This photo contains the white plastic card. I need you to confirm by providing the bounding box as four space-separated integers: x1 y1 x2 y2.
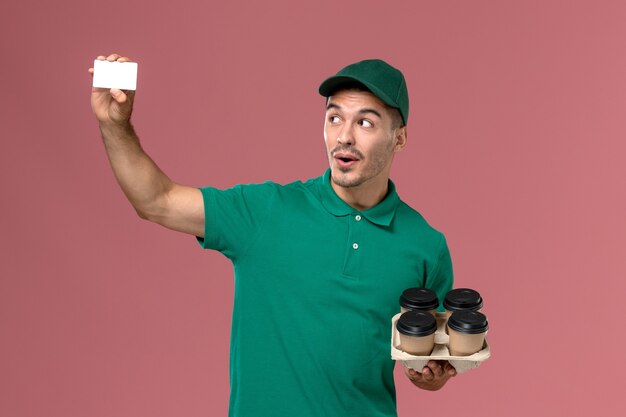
92 60 138 90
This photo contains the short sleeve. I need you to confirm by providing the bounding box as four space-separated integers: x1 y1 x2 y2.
425 234 454 312
196 181 278 260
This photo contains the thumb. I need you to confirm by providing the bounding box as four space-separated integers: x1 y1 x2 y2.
110 89 127 103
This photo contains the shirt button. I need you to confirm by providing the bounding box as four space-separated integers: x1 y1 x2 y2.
352 243 359 250
355 215 362 221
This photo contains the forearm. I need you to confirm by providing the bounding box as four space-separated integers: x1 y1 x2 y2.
90 54 204 236
99 121 173 219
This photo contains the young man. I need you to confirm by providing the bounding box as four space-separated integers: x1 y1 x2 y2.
89 56 456 417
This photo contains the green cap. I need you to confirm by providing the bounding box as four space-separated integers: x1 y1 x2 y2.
318 59 409 125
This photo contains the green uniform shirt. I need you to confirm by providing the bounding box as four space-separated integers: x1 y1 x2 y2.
198 169 453 417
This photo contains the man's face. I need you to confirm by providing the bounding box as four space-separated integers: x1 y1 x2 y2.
324 89 406 190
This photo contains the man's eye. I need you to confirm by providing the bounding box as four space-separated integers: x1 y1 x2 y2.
329 115 341 123
360 119 373 128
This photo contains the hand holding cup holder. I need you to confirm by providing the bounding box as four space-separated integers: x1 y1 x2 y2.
392 288 491 374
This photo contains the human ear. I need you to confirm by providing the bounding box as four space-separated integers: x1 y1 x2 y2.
394 126 408 152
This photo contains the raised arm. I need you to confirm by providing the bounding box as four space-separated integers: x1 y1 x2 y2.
89 54 204 237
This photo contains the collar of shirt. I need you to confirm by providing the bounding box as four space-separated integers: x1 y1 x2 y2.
319 168 400 226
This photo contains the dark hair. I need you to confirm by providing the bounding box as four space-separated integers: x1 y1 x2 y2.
326 82 405 130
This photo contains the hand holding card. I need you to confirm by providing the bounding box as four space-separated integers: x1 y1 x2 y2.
92 59 138 90
89 54 137 126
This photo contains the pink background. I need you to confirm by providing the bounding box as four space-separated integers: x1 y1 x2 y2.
1 1 624 416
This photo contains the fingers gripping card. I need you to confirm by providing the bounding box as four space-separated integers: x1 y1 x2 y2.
92 60 138 90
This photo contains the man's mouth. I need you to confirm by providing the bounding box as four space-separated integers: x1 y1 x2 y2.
333 152 360 168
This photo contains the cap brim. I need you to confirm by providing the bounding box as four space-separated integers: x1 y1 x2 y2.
318 75 398 112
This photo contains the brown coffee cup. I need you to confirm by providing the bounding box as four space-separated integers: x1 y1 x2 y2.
447 310 489 356
399 287 439 316
396 311 437 356
443 288 484 319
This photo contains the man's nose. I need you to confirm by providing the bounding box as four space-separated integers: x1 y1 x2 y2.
337 123 355 146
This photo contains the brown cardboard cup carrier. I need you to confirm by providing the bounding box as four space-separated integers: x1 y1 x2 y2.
391 312 491 374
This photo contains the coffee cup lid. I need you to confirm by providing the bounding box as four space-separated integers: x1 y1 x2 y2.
443 288 483 311
447 310 489 334
399 287 439 311
396 311 437 337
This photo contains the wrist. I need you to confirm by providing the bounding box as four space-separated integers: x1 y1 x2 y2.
98 121 139 150
99 120 134 136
